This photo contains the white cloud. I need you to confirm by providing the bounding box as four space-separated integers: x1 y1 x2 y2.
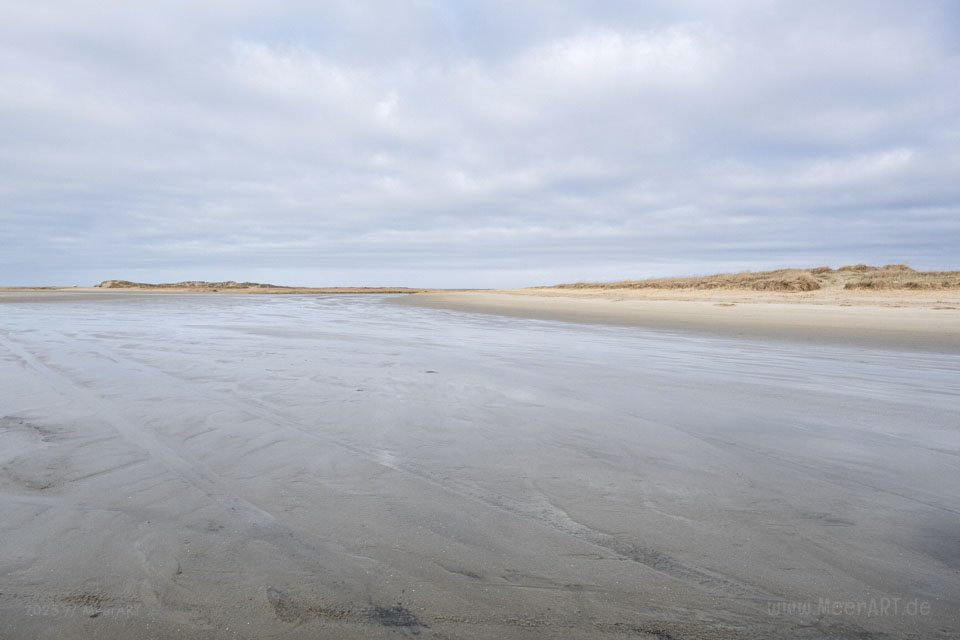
518 26 725 89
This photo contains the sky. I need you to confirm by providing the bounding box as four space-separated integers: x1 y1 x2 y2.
1 1 959 287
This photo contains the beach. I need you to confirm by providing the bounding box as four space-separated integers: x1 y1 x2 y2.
1 291 958 638
395 288 960 353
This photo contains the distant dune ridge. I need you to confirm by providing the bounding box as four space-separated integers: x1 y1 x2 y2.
94 280 427 294
546 264 960 293
98 280 284 289
10 265 958 294
97 280 288 290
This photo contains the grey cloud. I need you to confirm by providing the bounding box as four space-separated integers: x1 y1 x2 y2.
1 1 958 287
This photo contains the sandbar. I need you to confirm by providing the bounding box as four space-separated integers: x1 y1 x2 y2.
395 289 960 352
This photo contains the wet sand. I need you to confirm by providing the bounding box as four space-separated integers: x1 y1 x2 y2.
1 292 958 638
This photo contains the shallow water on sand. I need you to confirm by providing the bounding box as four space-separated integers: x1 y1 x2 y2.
1 294 958 639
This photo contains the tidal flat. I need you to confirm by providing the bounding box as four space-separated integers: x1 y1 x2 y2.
1 292 958 639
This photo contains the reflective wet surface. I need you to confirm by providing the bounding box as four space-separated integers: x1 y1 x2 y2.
1 293 958 638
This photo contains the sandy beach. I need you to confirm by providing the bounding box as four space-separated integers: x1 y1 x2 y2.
1 292 959 639
6 0 959 636
395 288 960 353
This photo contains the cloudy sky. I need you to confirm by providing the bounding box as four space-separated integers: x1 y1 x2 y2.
2 1 958 287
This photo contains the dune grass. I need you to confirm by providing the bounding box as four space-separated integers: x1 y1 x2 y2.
548 265 960 293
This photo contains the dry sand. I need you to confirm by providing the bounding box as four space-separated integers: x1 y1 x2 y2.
395 288 960 353
1 292 958 639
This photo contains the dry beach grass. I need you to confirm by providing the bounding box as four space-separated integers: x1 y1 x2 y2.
546 264 960 293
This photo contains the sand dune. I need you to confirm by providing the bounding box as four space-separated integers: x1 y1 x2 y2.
546 264 960 293
95 280 431 294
